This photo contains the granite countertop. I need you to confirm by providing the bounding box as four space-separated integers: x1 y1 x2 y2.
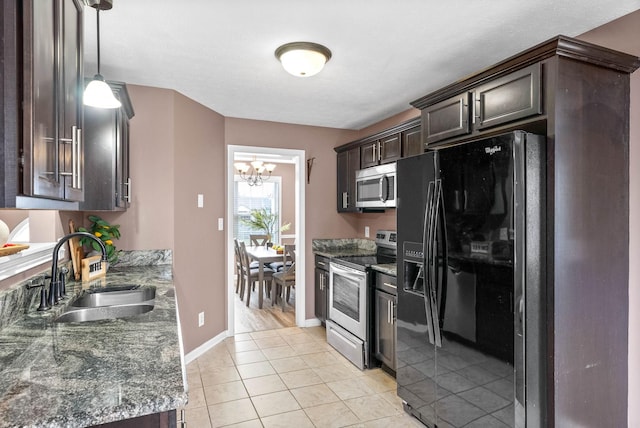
371 263 397 277
0 262 187 428
312 238 377 259
312 238 397 276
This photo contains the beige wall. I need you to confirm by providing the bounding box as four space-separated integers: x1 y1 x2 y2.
578 9 640 426
173 91 226 352
272 162 296 238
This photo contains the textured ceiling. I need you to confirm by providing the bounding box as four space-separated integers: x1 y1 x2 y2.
84 0 640 130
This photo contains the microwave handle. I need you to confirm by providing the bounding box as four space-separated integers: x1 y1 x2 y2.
379 175 390 202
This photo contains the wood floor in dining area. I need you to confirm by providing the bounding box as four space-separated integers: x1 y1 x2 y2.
234 284 296 334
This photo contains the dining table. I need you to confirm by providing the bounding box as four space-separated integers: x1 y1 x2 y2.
245 245 287 309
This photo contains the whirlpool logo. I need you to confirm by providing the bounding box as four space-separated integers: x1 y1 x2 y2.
485 145 502 155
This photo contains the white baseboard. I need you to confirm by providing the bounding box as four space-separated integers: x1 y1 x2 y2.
184 330 228 365
304 318 322 327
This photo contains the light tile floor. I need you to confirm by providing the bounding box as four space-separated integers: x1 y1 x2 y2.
183 326 425 427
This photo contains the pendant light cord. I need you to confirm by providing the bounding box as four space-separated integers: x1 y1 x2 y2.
96 8 101 75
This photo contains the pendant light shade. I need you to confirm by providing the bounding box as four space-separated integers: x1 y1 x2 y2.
275 42 332 77
84 74 121 108
84 5 121 108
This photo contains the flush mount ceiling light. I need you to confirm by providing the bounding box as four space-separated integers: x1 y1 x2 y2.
83 0 121 109
275 42 332 77
234 158 277 187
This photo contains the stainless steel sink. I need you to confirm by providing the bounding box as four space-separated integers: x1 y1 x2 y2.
54 304 155 323
71 287 156 308
54 285 156 323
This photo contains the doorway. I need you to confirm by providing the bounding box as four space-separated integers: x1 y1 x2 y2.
226 145 306 336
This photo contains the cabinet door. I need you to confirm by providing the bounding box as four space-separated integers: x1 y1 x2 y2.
115 108 131 208
374 290 396 370
314 268 328 323
422 93 471 145
58 0 84 201
336 147 360 212
22 0 83 201
360 142 378 168
401 125 422 158
59 0 83 201
24 0 61 199
474 63 542 130
379 134 401 164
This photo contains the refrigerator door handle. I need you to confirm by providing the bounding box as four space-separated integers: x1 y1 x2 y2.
429 179 443 347
422 181 436 345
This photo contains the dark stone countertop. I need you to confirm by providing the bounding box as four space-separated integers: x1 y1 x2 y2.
312 238 397 276
371 263 397 277
0 263 187 428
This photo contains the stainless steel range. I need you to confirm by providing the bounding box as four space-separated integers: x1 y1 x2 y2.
326 230 396 369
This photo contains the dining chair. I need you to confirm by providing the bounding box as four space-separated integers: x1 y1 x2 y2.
249 234 269 246
271 245 296 312
239 241 274 307
268 244 294 272
233 239 243 296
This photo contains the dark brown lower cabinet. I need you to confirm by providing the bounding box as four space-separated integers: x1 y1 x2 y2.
373 272 396 372
92 409 177 428
315 256 330 324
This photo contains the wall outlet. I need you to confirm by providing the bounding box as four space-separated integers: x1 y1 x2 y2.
197 194 204 208
198 312 204 327
364 226 370 238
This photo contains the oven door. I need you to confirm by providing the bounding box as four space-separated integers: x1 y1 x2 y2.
329 262 368 340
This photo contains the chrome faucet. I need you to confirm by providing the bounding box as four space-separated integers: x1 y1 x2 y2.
46 232 108 309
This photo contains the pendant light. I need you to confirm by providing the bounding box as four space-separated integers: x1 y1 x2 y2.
83 1 121 108
275 42 332 77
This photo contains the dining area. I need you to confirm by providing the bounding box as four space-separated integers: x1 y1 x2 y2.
233 234 297 332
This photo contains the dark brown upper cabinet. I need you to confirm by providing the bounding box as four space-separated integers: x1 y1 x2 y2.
474 63 542 130
335 117 421 212
1 0 84 209
401 125 422 158
81 82 135 211
361 133 402 168
336 146 361 212
421 64 542 146
422 93 471 144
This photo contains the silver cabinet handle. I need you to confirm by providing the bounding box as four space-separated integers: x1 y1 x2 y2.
124 177 132 202
388 300 391 324
318 261 326 267
372 143 376 162
178 408 186 427
342 191 348 209
71 126 77 188
383 282 397 289
377 141 382 161
76 127 82 189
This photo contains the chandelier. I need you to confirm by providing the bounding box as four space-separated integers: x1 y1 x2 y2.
234 159 276 186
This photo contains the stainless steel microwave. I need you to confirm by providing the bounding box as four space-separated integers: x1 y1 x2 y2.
355 163 397 208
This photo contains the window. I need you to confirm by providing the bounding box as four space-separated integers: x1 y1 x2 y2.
233 176 283 244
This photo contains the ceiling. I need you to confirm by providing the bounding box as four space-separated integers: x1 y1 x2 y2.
84 1 640 130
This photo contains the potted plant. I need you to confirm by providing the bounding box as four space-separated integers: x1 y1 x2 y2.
240 208 290 244
78 215 121 264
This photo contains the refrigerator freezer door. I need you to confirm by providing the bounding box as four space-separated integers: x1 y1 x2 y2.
396 152 438 426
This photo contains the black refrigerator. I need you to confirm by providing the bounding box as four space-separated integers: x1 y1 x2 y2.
396 131 546 428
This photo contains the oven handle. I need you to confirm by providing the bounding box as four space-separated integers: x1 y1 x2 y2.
330 262 366 282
